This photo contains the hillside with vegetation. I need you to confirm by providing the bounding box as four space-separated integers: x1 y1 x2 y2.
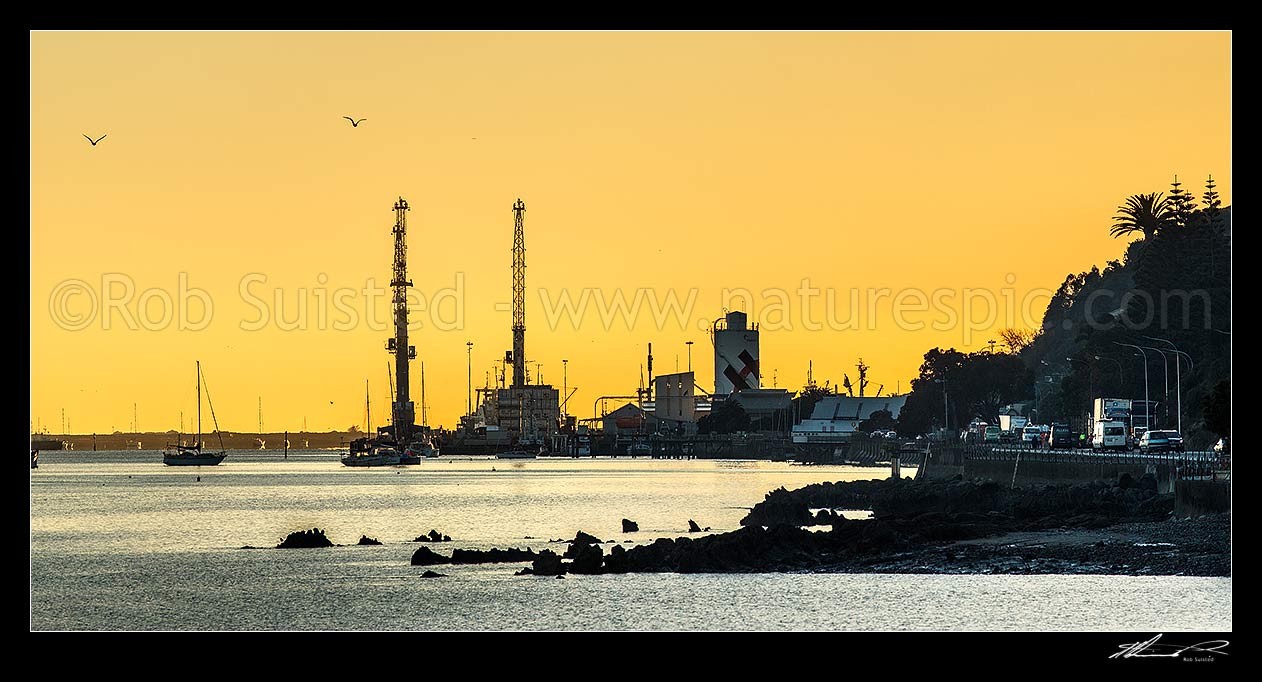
894 175 1231 448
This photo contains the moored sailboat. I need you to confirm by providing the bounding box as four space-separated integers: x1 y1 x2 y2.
163 362 228 466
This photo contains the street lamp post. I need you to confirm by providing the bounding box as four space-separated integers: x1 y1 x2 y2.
466 341 474 416
1143 336 1193 435
936 377 948 433
562 359 568 420
1115 343 1150 431
1067 356 1094 398
1138 346 1172 428
1094 355 1124 391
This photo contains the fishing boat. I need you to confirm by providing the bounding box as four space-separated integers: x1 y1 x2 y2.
341 438 402 467
397 447 421 465
163 361 228 466
403 434 440 460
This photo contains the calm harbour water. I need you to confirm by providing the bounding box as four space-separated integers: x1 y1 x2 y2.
30 450 1231 631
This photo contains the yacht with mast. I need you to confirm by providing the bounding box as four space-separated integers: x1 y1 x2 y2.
342 380 400 466
163 361 228 466
403 362 440 459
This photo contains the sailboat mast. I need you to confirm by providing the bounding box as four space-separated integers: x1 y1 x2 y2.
387 362 395 404
421 362 427 428
196 361 202 448
366 380 371 435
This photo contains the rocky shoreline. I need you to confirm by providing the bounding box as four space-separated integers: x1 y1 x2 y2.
506 477 1228 577
816 514 1230 576
246 477 1229 577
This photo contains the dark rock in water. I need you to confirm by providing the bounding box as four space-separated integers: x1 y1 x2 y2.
603 544 630 573
410 546 452 566
515 567 534 576
276 528 333 549
622 518 639 533
564 530 603 559
420 570 446 578
358 535 383 546
812 509 844 526
240 545 261 550
569 543 605 574
555 574 566 579
450 547 538 564
412 529 452 542
532 549 565 576
1138 473 1159 494
688 519 702 532
1118 473 1135 489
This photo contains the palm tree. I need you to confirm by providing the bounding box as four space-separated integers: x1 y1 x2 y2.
1111 192 1174 239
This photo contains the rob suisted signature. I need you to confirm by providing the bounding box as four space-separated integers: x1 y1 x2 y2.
1111 634 1229 660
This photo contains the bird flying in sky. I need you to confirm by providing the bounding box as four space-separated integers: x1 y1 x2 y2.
83 134 106 146
343 117 366 127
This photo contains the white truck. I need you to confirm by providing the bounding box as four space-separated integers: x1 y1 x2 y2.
997 414 1028 441
1091 420 1127 450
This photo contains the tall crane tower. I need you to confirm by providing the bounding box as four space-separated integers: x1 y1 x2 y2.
511 198 527 389
386 197 416 444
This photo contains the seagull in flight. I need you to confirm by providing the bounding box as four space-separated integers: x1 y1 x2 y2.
343 117 366 128
83 134 107 146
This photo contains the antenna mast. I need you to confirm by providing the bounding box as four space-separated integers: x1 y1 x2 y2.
511 198 527 388
386 197 417 444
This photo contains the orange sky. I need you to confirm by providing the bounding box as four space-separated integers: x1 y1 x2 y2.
30 31 1231 434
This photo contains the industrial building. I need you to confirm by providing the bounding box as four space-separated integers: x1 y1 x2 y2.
495 384 560 444
653 370 697 422
791 395 909 444
712 311 760 397
486 199 562 447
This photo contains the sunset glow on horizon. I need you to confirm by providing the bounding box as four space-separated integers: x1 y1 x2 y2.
30 30 1231 434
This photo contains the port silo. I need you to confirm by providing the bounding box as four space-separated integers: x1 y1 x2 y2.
713 311 759 397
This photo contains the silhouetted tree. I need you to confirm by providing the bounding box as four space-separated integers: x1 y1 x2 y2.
1202 174 1223 276
698 399 750 434
998 327 1039 353
1111 192 1174 240
1203 380 1230 438
1202 174 1222 227
858 409 897 434
1168 174 1198 229
898 348 1034 436
792 381 836 424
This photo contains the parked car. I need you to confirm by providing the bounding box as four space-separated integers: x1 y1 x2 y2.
1049 424 1073 449
1021 425 1043 445
1138 430 1171 453
983 426 1001 443
1157 430 1184 452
